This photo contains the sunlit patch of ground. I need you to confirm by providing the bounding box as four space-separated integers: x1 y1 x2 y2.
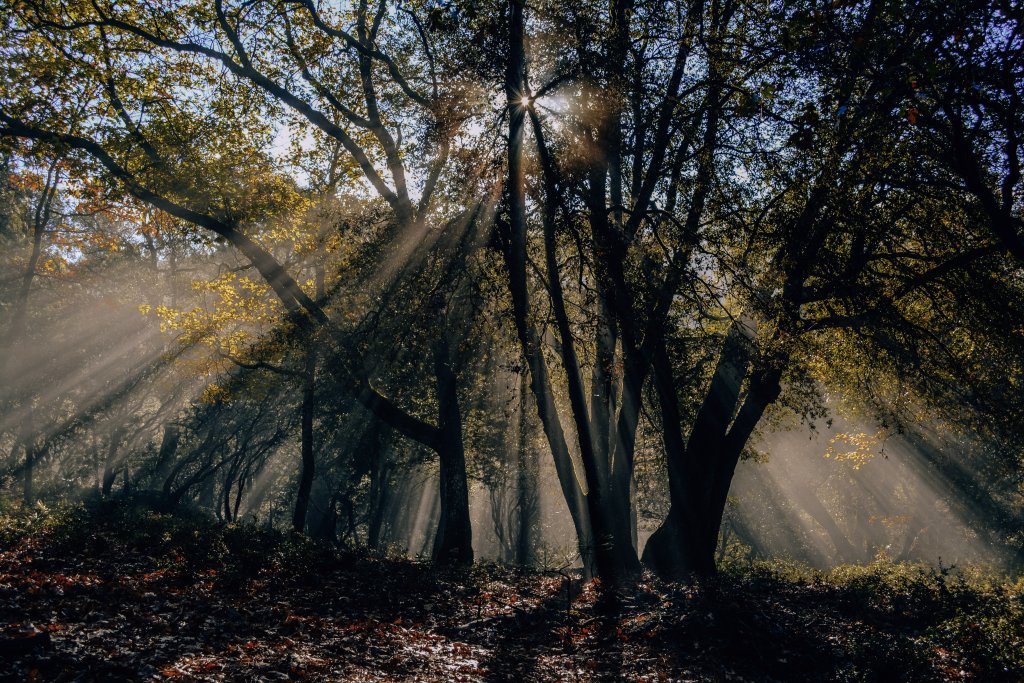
0 513 1020 682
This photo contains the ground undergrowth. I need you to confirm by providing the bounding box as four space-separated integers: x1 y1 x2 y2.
0 501 1021 682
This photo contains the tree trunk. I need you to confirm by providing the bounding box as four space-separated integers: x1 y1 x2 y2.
431 334 473 565
292 346 317 533
293 264 324 533
152 424 180 493
197 473 215 510
309 491 338 543
588 287 640 579
222 473 233 522
232 463 250 523
515 371 539 566
17 404 35 505
101 428 123 497
643 317 782 579
514 21 639 580
367 447 391 549
504 0 595 577
524 61 637 582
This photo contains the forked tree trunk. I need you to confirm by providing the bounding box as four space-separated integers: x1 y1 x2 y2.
643 317 783 578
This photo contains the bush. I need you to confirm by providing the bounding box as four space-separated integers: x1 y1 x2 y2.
0 500 98 553
925 577 1024 680
218 523 282 589
721 553 1024 681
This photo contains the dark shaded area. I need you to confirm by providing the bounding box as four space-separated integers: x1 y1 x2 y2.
1 503 1020 682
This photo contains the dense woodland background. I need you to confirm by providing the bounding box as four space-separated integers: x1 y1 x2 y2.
1 0 1023 587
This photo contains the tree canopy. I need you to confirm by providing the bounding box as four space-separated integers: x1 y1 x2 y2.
1 0 1022 583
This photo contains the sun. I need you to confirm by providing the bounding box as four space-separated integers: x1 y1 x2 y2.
520 95 531 108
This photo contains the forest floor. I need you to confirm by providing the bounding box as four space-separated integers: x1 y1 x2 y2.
0 502 1021 682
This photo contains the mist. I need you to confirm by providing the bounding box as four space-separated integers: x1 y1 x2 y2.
725 413 1020 571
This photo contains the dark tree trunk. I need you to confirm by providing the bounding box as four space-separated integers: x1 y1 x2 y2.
101 428 123 498
307 451 338 543
431 335 473 565
197 473 215 510
292 347 317 533
222 473 233 522
701 365 783 551
22 442 35 506
232 464 250 523
122 465 132 495
525 64 636 582
101 467 117 498
152 424 180 491
594 0 642 580
514 13 640 581
293 265 324 533
643 317 783 579
17 405 36 505
504 0 595 577
367 448 391 549
309 492 338 544
587 284 640 580
515 371 539 566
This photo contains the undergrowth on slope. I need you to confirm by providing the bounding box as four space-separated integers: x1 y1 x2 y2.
1 500 1021 682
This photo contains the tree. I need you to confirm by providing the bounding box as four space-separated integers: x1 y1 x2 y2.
0 0 491 563
3 0 1022 582
0 152 61 503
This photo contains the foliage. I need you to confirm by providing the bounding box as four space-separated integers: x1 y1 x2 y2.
0 0 1022 598
0 497 340 590
723 554 1024 681
1 504 1022 681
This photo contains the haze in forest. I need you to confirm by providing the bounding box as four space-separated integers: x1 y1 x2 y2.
1 0 1022 583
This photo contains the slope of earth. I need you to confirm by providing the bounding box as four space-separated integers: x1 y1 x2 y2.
0 502 1021 682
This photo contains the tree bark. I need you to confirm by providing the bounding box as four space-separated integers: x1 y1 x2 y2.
293 263 325 533
292 346 317 533
431 334 473 565
503 0 595 576
515 370 539 566
152 424 180 492
20 414 36 506
101 427 123 497
643 317 783 578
